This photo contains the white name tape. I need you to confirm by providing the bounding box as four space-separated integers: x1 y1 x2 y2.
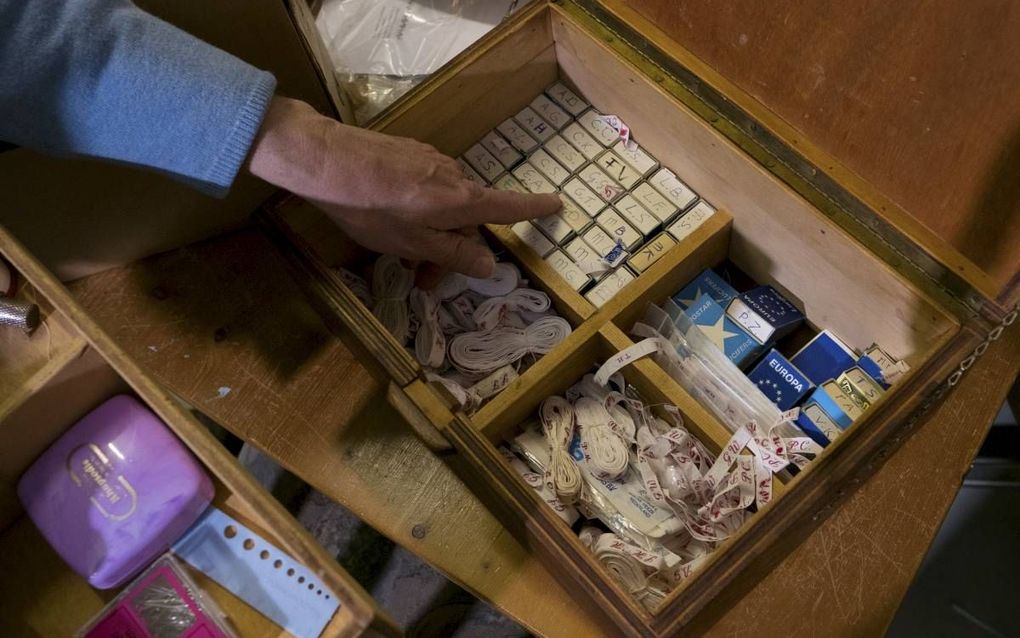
575 396 630 480
539 396 583 502
448 316 571 376
435 262 520 300
596 114 631 147
473 288 550 331
409 289 445 368
371 255 415 345
594 338 666 385
515 428 677 538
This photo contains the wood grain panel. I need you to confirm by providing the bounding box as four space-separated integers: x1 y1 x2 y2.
551 10 958 359
619 0 1020 296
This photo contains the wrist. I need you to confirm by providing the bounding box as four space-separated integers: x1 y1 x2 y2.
246 96 333 195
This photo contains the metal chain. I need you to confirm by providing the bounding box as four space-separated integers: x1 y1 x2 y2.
905 302 1019 431
810 301 1019 522
947 302 1018 388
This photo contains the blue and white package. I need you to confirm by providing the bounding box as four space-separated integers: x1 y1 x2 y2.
671 268 737 309
747 349 814 410
821 380 865 420
684 295 764 369
731 285 804 343
795 410 832 448
790 330 857 385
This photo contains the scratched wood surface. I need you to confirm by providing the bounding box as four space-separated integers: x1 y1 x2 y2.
617 0 1020 298
69 229 1019 637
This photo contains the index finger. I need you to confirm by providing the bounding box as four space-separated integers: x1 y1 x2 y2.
456 187 562 227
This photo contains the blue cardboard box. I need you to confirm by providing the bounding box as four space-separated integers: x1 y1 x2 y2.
795 410 832 448
671 268 737 309
805 386 855 429
804 387 855 430
790 330 857 385
727 285 804 345
747 349 814 410
684 295 763 369
857 355 892 389
821 380 865 420
797 401 846 446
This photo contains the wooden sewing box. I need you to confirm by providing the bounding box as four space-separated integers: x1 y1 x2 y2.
1 1 1017 636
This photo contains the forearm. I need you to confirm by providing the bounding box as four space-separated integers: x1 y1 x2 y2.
0 0 276 196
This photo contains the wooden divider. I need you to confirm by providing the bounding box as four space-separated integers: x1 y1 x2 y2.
598 322 732 452
0 289 86 422
486 224 595 326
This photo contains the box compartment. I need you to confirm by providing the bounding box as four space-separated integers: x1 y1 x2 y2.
261 4 967 636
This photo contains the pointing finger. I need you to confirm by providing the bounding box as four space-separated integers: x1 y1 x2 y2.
448 187 562 227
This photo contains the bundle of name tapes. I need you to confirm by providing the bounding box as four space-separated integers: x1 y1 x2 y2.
503 369 773 612
338 254 572 412
458 81 717 308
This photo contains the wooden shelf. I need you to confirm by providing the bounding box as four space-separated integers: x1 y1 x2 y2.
0 490 292 638
0 286 86 423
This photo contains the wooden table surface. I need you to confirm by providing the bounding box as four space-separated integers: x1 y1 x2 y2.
70 230 1019 637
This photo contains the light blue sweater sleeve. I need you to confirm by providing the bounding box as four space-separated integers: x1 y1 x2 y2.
0 0 277 197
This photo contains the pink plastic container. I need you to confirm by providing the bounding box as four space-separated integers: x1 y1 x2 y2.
17 394 213 588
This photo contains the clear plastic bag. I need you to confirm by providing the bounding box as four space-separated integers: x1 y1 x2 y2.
634 302 797 437
316 0 532 123
77 554 236 638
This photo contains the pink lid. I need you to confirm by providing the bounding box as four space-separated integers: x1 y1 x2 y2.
18 395 213 588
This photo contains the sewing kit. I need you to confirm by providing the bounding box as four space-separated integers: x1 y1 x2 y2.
251 1 1020 635
18 394 215 589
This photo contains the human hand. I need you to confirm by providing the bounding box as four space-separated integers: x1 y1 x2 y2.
247 97 561 281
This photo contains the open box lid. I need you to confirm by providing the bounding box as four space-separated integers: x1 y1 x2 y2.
577 0 1020 316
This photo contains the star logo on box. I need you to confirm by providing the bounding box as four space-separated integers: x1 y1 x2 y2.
700 313 741 350
756 378 784 402
671 269 737 309
677 286 707 308
748 349 814 410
